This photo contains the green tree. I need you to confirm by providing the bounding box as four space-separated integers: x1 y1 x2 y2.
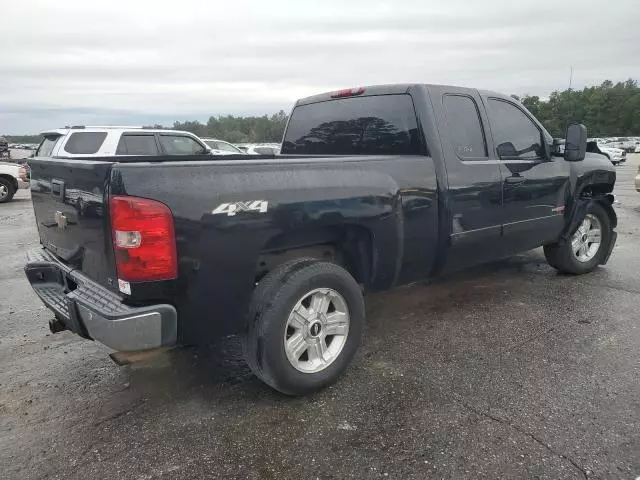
520 79 640 137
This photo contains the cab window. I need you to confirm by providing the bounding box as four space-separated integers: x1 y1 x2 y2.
487 99 543 160
159 135 206 155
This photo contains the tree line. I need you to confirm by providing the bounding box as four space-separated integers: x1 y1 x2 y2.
4 79 639 144
518 79 640 137
166 110 288 144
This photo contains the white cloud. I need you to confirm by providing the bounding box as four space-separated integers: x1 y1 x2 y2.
1 0 639 132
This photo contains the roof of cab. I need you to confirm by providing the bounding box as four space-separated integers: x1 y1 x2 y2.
294 83 511 107
295 84 415 106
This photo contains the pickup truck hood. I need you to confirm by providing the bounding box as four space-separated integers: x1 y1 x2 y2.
0 162 20 175
599 146 624 155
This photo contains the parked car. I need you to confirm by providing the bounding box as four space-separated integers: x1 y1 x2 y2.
201 138 244 154
24 83 617 395
596 143 626 165
0 161 30 203
35 126 217 158
617 138 636 153
0 137 10 158
244 143 281 155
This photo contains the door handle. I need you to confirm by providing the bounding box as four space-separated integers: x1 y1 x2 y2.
505 176 525 184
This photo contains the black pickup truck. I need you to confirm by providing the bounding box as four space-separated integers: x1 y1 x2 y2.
25 84 616 395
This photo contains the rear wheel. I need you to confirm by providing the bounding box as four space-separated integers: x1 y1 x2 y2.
0 177 16 203
544 202 611 274
242 258 365 395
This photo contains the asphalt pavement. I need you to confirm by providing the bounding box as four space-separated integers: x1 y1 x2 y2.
1 156 639 479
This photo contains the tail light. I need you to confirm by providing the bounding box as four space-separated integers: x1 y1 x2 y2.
19 166 28 182
331 87 365 98
109 195 177 282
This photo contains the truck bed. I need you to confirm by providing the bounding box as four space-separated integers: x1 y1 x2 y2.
28 153 439 341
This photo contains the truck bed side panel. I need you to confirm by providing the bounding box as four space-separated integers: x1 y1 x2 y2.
111 156 437 340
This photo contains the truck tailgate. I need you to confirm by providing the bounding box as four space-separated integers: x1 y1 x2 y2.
29 158 116 288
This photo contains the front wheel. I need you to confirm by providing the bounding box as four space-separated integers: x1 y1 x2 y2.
242 258 365 395
0 177 16 203
544 202 611 274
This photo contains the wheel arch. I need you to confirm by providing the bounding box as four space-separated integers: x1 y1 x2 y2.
0 173 18 192
579 185 617 229
256 224 376 290
559 183 616 243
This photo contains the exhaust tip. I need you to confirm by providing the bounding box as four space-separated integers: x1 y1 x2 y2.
109 347 171 366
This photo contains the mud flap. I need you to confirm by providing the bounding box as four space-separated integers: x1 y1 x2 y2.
559 198 593 244
601 230 617 265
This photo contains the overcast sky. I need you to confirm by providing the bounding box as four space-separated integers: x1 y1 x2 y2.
1 0 638 133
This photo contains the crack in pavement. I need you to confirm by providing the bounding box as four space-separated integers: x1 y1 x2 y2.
414 367 593 479
455 398 591 480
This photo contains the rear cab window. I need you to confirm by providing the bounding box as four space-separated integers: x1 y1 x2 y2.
282 94 422 155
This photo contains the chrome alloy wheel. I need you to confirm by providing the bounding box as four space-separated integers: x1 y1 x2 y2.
0 183 8 200
571 213 602 263
284 288 350 373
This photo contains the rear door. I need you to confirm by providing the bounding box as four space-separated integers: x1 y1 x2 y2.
115 132 160 155
30 132 116 288
428 85 504 272
481 96 570 250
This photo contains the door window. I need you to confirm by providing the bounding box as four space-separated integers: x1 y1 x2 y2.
159 135 206 155
216 141 243 153
488 99 543 160
116 134 159 155
63 132 108 154
443 95 487 159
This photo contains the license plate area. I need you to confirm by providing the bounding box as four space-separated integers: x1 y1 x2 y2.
25 263 89 338
25 263 78 293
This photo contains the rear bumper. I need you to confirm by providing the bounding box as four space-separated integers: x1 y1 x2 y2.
24 248 177 352
18 180 30 189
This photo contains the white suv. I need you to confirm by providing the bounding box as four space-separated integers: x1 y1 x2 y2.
36 126 212 158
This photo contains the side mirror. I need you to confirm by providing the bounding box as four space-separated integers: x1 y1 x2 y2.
496 142 518 159
564 124 587 162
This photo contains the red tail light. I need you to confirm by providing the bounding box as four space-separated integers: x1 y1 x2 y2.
109 196 177 282
331 87 365 98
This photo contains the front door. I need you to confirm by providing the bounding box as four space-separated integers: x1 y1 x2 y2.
482 96 571 251
429 86 504 273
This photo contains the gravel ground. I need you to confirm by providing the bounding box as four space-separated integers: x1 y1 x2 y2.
1 156 639 480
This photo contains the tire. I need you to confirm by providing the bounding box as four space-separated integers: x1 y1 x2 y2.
242 258 365 395
0 177 16 203
544 202 611 275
